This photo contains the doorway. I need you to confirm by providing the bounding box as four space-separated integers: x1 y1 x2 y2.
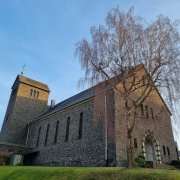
145 140 154 162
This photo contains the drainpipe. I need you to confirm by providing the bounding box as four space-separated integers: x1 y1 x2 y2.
104 94 108 164
25 123 30 145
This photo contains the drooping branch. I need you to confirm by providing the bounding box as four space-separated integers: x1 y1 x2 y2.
75 7 180 167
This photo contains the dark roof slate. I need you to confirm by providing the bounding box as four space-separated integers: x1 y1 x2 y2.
36 74 122 121
38 86 96 119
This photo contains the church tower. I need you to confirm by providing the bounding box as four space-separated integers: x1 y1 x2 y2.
0 75 50 145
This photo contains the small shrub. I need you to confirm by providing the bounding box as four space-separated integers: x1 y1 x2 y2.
135 155 151 168
0 152 10 165
135 155 146 167
146 161 153 168
170 160 180 165
170 160 180 169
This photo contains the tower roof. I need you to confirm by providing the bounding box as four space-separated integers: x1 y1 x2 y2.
12 75 50 92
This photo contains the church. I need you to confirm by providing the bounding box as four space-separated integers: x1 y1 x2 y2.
0 65 178 166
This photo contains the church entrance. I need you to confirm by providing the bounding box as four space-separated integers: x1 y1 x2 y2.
142 130 162 166
145 140 155 162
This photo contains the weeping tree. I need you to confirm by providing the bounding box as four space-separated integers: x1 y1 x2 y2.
75 7 180 167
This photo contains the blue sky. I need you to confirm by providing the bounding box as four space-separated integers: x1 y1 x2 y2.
0 0 180 148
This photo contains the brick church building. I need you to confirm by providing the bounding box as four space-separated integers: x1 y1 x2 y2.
0 65 178 166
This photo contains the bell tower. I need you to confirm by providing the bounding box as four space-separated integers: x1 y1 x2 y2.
0 75 50 145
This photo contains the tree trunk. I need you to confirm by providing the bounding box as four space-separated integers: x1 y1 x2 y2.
127 131 135 168
125 103 137 168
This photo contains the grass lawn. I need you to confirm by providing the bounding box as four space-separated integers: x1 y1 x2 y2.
0 166 180 180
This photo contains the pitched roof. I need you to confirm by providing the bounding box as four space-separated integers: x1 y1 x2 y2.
12 75 50 92
31 74 122 122
29 64 172 124
38 86 96 119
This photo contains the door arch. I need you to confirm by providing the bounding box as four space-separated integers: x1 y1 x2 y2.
142 130 161 165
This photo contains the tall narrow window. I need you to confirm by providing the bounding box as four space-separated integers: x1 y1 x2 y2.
37 91 39 98
163 146 166 155
54 121 59 144
78 112 83 139
150 108 154 119
167 147 170 156
65 117 70 142
134 138 138 149
140 104 144 115
30 89 33 97
45 124 50 146
36 127 41 148
145 105 148 118
34 90 36 98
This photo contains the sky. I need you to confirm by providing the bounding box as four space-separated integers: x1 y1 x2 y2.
0 0 180 148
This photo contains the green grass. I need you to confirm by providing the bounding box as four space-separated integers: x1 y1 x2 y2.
0 166 180 180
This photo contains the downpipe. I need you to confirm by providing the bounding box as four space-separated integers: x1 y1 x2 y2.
104 94 108 166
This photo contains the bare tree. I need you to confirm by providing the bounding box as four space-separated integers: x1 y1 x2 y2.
75 7 180 167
